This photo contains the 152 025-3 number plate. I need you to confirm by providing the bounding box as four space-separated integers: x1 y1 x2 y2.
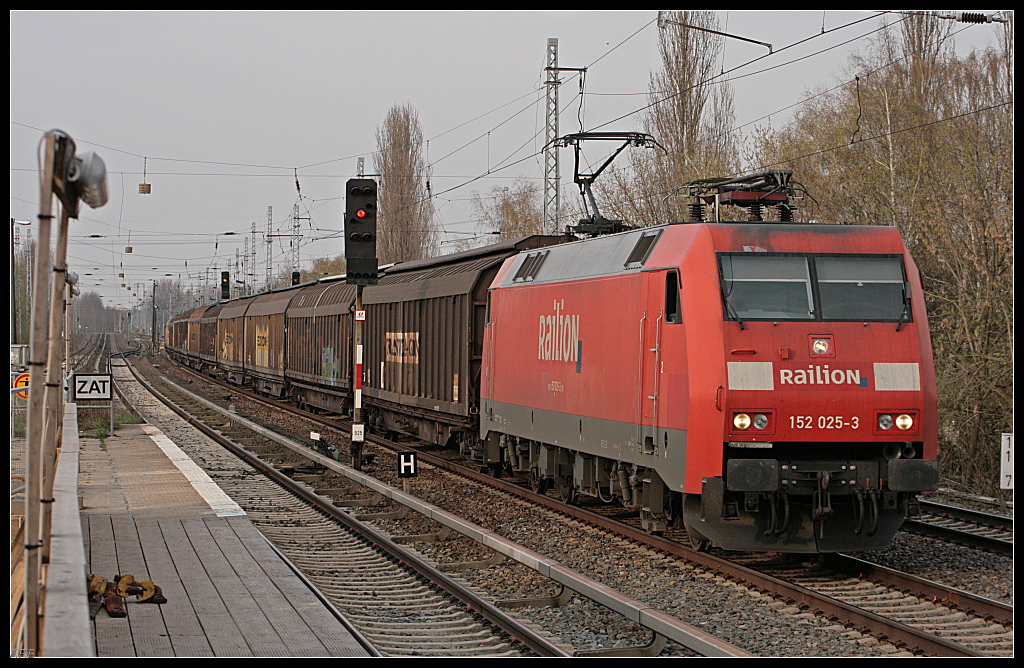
789 415 860 429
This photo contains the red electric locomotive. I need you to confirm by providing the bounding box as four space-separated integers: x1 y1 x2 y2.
480 171 938 552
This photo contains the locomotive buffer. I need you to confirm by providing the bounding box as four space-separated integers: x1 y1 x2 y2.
345 178 378 470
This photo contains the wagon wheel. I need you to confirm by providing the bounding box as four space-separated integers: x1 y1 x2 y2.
529 468 550 495
557 477 577 505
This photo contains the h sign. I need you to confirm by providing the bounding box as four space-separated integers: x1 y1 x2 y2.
397 451 418 478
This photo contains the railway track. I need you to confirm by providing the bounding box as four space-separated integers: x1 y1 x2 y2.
218 477 527 656
110 345 563 657
69 332 108 374
114 338 756 657
138 340 1011 657
903 501 1013 554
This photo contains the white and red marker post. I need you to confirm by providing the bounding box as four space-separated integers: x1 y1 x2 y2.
351 288 365 469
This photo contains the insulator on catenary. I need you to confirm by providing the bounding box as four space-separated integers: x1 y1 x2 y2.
959 12 989 23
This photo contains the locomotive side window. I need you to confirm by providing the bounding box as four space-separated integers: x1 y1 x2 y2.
720 255 814 320
665 271 682 323
816 256 908 321
718 253 910 322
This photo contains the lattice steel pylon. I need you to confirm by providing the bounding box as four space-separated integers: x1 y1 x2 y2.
544 38 560 235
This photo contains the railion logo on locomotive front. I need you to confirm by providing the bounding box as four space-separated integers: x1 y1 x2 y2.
729 361 921 391
780 365 868 387
538 299 580 365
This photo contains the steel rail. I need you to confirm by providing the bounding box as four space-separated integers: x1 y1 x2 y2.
145 351 753 658
822 553 1013 628
403 454 994 658
153 347 997 658
119 351 571 658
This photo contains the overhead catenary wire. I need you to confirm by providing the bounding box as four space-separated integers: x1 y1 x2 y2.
14 11 1006 298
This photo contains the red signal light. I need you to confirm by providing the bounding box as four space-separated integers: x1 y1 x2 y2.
356 209 367 219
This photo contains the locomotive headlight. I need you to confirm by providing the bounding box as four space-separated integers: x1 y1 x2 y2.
811 338 830 355
895 414 914 431
878 414 894 430
733 413 751 430
753 413 769 430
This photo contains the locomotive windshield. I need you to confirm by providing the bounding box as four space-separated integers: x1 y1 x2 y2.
719 253 909 322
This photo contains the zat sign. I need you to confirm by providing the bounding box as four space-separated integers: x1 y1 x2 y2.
74 373 113 400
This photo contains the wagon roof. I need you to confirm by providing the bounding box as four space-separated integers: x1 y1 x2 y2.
219 294 258 319
185 305 211 322
287 280 357 317
383 234 566 276
247 287 299 316
200 302 227 321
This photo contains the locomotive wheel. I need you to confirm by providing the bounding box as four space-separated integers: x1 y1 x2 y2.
685 524 712 552
529 468 550 494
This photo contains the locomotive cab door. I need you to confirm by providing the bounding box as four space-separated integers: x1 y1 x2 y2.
638 270 667 456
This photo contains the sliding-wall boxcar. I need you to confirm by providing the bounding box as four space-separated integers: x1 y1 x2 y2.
183 306 208 370
198 301 226 372
243 287 298 397
358 236 564 452
286 278 357 414
165 307 192 357
217 294 256 385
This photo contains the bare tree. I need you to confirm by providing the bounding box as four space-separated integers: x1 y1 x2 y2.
599 10 739 226
470 176 544 243
753 13 1013 497
373 103 437 264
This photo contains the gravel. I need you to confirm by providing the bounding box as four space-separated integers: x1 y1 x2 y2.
143 356 1013 657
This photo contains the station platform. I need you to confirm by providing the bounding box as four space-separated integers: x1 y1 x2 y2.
17 405 376 657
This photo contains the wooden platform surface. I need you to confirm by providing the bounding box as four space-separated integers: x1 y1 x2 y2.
78 423 372 657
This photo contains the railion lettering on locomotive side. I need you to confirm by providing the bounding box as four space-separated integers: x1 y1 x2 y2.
538 299 579 363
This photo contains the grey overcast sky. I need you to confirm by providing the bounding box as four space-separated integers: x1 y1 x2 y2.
9 10 1007 309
